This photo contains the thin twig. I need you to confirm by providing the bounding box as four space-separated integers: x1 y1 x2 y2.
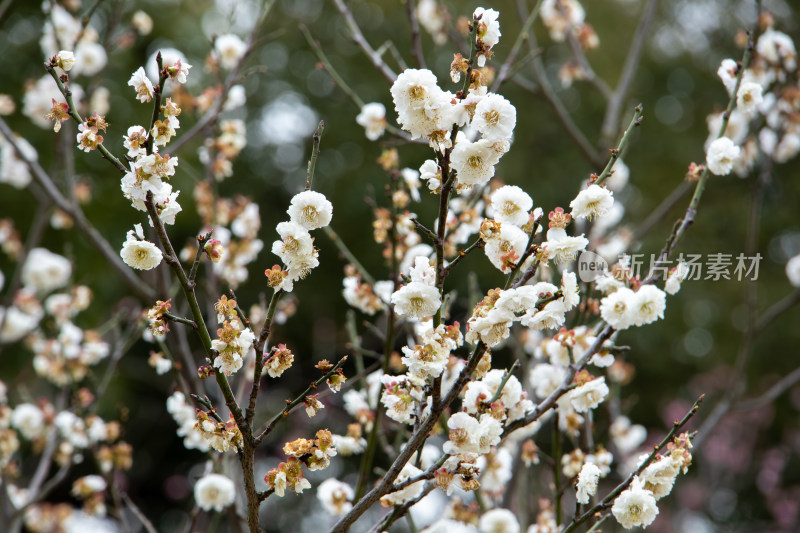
563 395 704 533
600 0 659 147
594 104 643 186
121 493 158 533
405 0 426 69
514 0 602 167
306 120 324 190
254 355 349 444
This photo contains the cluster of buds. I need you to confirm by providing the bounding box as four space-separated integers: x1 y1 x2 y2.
94 441 133 473
193 411 242 453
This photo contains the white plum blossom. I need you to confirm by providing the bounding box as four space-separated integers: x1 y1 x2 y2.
416 0 447 45
478 508 519 533
737 81 763 116
474 7 501 67
706 136 741 176
451 135 503 186
194 474 236 512
391 282 441 320
541 0 585 42
473 94 516 141
272 221 314 265
55 50 75 71
390 68 455 146
611 476 659 529
562 271 580 311
600 287 635 330
214 34 247 70
73 41 107 77
565 377 609 413
443 412 502 455
317 478 354 516
665 262 689 295
419 159 442 190
22 248 72 295
576 462 601 504
716 58 739 95
128 67 154 103
484 223 528 272
756 29 797 70
491 185 532 226
570 184 614 220
11 403 46 440
543 227 588 264
0 306 43 344
287 190 333 230
355 103 387 141
123 126 148 158
786 254 800 288
120 227 163 271
629 285 666 326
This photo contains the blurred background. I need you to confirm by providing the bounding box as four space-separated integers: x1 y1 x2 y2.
1 0 800 531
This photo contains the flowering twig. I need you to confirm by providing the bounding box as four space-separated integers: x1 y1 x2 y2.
167 0 276 155
144 192 244 430
644 36 754 285
502 325 615 437
254 355 349 445
331 342 487 532
144 53 169 156
44 64 127 173
355 174 401 499
305 120 325 190
563 395 704 533
0 117 155 301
